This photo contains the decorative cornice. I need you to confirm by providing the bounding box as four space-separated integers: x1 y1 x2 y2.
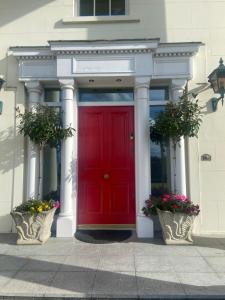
17 55 55 60
56 49 152 55
154 52 195 58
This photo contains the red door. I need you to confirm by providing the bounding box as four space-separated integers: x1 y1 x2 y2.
78 106 135 225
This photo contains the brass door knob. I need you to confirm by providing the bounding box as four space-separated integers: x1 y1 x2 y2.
103 174 110 180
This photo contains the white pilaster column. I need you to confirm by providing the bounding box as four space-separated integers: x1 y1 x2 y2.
171 79 187 195
135 77 153 238
25 81 42 199
56 79 76 237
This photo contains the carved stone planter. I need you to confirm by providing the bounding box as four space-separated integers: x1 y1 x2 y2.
11 208 56 245
157 209 195 245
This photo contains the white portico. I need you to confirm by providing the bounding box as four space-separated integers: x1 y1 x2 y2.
10 39 201 238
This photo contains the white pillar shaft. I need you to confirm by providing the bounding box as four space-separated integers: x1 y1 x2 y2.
171 79 187 195
135 85 151 210
135 77 153 238
27 143 39 199
25 82 42 199
60 87 74 217
176 137 186 194
57 80 75 237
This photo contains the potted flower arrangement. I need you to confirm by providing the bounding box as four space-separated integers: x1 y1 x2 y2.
143 194 200 244
145 85 202 244
11 199 60 244
11 105 75 244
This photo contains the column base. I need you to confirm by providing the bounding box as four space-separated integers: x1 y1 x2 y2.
136 215 154 238
56 215 75 237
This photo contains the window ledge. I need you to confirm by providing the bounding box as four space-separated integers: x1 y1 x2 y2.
62 16 140 24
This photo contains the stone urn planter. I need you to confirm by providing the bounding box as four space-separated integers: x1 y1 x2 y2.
142 193 200 245
11 207 56 245
157 209 195 245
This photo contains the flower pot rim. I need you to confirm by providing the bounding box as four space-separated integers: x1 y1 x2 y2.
11 207 56 216
156 208 195 216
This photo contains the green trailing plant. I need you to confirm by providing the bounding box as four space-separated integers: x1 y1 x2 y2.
16 105 75 198
150 84 202 193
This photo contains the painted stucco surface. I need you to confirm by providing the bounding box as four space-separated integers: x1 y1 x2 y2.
0 0 225 234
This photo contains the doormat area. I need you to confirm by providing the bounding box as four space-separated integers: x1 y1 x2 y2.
75 230 132 244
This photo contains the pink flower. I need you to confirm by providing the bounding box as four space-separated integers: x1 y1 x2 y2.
174 194 187 202
54 201 60 209
162 194 170 202
147 200 153 208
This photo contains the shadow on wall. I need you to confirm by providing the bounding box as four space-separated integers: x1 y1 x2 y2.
54 0 167 42
0 126 24 174
0 0 56 27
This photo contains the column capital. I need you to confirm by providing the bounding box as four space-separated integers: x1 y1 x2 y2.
59 79 75 90
25 81 42 94
171 79 187 91
135 77 151 89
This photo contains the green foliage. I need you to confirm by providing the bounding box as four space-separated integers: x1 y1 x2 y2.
16 105 75 148
151 91 202 146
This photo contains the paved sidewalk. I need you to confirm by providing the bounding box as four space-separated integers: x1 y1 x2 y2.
1 233 225 299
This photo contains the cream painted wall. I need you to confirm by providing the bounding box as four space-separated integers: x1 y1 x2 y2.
0 0 225 233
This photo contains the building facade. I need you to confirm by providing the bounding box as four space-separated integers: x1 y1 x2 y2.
0 0 224 236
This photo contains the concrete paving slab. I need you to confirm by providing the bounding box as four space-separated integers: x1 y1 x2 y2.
0 255 28 271
135 256 174 272
68 244 101 257
136 272 185 297
134 243 200 257
47 271 95 297
1 271 55 297
0 272 17 289
169 256 215 273
92 271 137 298
197 246 225 257
177 272 225 296
21 255 67 272
100 243 134 256
205 257 225 273
60 255 100 272
98 255 135 272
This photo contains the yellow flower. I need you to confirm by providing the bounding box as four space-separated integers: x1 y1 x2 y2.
37 207 43 213
44 204 49 210
30 207 35 212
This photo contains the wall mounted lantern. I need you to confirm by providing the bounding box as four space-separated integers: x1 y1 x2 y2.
208 58 225 111
0 77 5 115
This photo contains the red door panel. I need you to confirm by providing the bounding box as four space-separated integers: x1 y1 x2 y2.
78 106 135 225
